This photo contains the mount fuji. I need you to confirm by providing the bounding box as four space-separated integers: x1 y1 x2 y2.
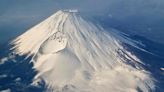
9 10 156 92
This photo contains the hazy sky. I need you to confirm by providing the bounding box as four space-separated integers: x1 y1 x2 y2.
0 0 164 44
1 0 164 23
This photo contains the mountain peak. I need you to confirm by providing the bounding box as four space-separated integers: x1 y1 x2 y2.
11 10 80 56
62 9 78 13
11 10 154 92
51 9 78 18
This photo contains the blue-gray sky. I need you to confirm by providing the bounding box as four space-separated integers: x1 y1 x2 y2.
0 0 164 44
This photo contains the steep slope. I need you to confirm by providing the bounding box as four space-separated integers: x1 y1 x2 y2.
11 10 155 92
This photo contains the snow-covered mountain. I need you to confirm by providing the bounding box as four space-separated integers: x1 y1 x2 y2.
11 10 155 92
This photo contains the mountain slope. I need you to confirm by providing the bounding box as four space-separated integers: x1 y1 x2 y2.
11 10 155 92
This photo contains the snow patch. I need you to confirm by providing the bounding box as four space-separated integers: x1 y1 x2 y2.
160 68 164 71
0 89 11 92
